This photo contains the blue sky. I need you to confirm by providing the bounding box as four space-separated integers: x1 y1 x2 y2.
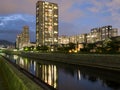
0 0 120 42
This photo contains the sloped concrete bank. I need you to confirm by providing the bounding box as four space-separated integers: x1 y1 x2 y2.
0 55 44 90
20 52 120 71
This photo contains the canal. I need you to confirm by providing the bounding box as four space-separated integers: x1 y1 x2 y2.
3 54 120 90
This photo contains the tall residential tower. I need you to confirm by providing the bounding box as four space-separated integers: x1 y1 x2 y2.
36 1 58 48
16 26 30 49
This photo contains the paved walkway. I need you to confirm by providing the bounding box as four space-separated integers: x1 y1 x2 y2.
0 67 9 90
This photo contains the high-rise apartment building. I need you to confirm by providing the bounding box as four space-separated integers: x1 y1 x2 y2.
16 26 30 49
36 1 58 47
22 26 30 47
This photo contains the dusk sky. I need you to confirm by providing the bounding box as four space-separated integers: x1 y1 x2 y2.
0 0 120 42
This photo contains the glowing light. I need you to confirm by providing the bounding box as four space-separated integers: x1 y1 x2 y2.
20 57 24 67
54 6 58 9
13 55 18 60
78 70 81 80
69 50 72 53
54 31 58 34
34 61 36 71
54 15 58 17
74 50 77 53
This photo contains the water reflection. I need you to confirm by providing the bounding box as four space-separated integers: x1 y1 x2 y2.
77 70 81 80
11 55 58 89
4 54 120 90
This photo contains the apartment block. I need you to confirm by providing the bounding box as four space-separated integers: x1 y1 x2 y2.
58 35 69 45
16 26 30 49
58 25 118 45
36 1 58 47
90 25 118 43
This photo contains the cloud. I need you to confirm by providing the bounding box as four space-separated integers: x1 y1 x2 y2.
0 0 120 42
0 0 84 22
0 14 35 30
0 30 20 34
0 0 35 14
0 30 35 42
0 30 20 42
0 14 36 42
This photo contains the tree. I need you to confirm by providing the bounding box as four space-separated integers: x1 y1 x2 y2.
86 43 96 52
68 42 76 50
30 46 34 51
40 45 49 51
102 38 119 53
36 46 41 51
23 46 30 51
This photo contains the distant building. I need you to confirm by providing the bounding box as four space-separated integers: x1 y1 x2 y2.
16 26 30 49
58 25 118 51
86 33 92 43
36 1 58 50
22 26 30 47
16 34 22 49
69 35 77 44
58 35 69 45
90 25 118 43
76 34 87 44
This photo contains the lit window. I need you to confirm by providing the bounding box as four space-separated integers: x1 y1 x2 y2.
49 6 52 8
37 8 39 10
48 9 52 12
48 14 52 16
45 2 49 4
54 31 58 34
45 26 47 28
54 15 58 17
45 5 48 8
54 23 58 25
54 39 58 42
45 17 47 21
54 6 58 9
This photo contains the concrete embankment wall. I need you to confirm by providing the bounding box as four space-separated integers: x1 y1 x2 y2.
0 55 43 90
20 52 120 70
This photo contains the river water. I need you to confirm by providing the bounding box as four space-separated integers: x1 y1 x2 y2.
3 54 120 90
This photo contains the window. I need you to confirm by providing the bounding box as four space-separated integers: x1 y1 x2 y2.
54 23 58 25
54 6 58 9
45 2 49 4
54 15 58 17
54 31 58 34
37 8 39 11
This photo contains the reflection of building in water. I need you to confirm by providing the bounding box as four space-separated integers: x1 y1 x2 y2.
19 57 24 68
77 70 81 80
36 64 58 89
13 55 18 60
16 57 31 72
29 60 36 75
13 56 58 89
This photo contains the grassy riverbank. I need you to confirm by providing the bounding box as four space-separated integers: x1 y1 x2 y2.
0 55 44 90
